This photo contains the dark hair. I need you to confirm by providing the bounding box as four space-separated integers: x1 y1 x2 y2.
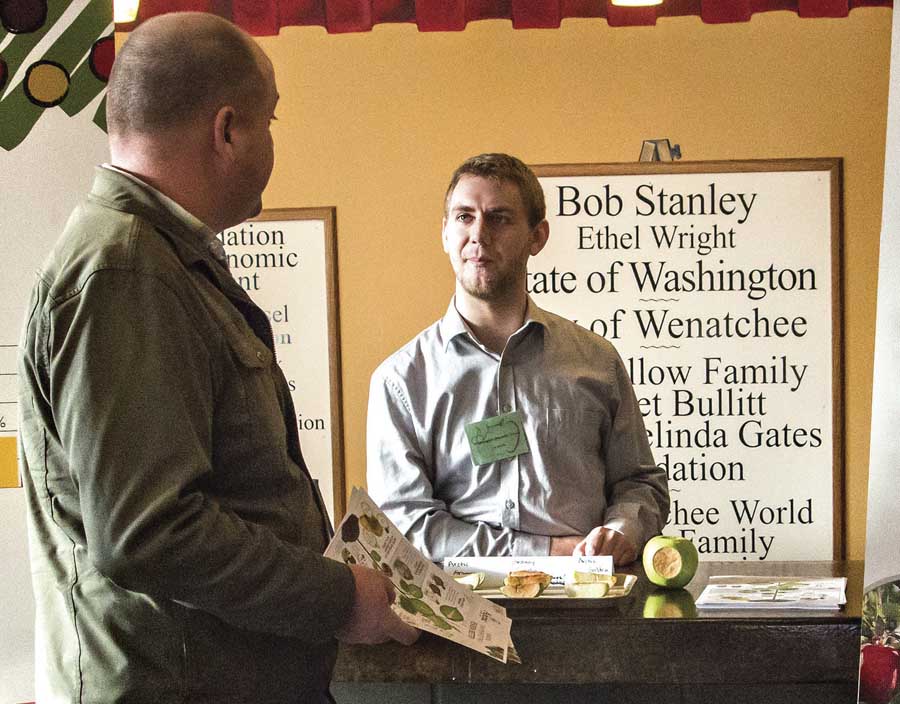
107 12 265 136
444 153 546 228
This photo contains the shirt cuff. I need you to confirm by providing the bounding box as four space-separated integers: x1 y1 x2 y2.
602 518 643 555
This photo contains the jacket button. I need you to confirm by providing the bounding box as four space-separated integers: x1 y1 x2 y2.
256 351 264 361
505 499 515 510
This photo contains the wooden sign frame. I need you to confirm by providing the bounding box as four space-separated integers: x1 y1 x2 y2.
230 207 346 521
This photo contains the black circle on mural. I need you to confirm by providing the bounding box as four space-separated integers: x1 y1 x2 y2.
1 0 48 34
89 36 115 82
23 60 70 108
0 57 7 93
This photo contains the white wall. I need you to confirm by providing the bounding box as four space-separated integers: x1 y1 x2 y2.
0 101 109 703
864 9 900 593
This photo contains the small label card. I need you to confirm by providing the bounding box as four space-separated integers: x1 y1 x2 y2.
465 410 530 465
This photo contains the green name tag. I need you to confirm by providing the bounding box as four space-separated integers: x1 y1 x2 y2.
464 410 530 466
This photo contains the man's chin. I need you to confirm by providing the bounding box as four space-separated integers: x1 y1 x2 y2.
459 277 511 302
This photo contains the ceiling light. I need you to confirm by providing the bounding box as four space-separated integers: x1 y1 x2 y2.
113 0 140 23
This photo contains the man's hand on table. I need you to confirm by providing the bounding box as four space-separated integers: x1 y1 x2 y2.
549 534 584 556
336 564 420 646
573 527 637 565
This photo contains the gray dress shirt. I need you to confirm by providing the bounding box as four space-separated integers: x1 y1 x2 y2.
367 298 670 561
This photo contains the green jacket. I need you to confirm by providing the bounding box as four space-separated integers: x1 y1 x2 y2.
18 168 355 703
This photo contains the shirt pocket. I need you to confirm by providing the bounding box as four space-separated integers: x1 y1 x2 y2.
543 408 607 458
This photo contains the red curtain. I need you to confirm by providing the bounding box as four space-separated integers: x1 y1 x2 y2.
120 0 893 35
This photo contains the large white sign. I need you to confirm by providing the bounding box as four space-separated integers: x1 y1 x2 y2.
217 208 345 523
531 160 842 562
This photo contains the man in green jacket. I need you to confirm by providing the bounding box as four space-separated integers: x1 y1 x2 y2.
17 12 416 703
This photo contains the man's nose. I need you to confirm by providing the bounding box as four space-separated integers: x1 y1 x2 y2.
470 216 491 244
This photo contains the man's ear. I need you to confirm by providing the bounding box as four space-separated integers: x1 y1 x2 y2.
441 216 450 253
213 105 236 158
529 220 550 256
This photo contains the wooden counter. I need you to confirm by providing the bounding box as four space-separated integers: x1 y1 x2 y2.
333 560 863 704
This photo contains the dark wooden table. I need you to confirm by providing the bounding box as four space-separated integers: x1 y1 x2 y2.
333 560 863 704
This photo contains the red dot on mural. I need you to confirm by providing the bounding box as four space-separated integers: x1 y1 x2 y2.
89 36 115 82
0 0 48 34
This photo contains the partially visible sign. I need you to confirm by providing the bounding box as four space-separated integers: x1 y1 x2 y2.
217 208 345 522
0 344 16 486
531 160 842 561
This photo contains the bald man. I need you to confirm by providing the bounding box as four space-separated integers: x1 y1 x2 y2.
17 13 415 704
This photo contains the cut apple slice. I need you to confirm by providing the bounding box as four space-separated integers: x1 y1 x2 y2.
564 581 610 598
569 571 615 586
452 572 485 590
500 581 544 598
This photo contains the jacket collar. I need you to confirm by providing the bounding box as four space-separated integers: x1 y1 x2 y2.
90 166 247 299
93 165 226 266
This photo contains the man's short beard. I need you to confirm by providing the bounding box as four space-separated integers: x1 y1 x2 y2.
458 269 518 302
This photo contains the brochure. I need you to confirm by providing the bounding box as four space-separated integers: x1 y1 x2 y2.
695 576 847 610
325 488 517 663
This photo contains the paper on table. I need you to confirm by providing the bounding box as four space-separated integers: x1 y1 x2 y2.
442 555 614 589
325 487 517 664
696 576 847 609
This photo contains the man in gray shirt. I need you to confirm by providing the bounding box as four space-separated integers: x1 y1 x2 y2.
367 153 669 565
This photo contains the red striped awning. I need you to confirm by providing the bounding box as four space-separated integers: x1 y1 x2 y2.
119 0 893 35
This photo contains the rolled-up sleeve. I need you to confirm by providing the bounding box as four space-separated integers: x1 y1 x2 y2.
600 352 670 554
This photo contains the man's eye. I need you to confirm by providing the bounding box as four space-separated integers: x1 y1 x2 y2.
456 213 473 222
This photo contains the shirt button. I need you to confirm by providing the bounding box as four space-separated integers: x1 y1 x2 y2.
505 499 515 510
502 404 511 413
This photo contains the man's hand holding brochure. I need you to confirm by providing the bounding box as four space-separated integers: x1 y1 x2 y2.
326 488 517 663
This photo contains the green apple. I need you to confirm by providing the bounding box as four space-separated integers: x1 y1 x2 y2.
642 535 699 589
642 589 698 618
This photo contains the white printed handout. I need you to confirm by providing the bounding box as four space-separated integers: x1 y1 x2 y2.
696 575 847 609
325 488 517 663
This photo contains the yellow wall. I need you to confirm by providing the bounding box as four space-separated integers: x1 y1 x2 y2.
250 9 889 561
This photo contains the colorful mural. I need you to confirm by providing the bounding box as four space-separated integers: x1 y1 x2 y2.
0 0 113 151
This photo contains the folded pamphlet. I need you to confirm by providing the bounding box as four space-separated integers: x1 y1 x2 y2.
326 488 518 663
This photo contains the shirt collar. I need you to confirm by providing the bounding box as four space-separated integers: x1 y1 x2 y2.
439 295 548 352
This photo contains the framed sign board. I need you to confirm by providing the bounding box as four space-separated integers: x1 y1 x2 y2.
530 159 843 561
218 208 346 523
